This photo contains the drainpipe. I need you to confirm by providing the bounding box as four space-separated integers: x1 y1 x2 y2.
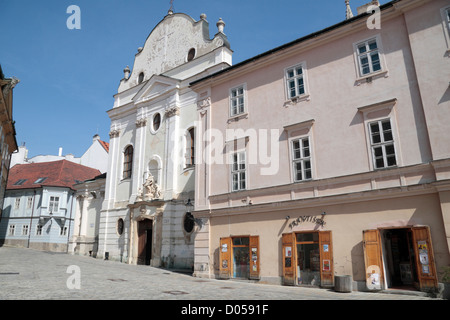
66 191 74 253
27 189 36 248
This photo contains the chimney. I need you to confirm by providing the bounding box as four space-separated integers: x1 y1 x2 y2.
93 134 100 143
357 0 380 15
58 147 63 157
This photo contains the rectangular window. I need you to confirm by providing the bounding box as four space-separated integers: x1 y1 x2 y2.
27 197 33 209
286 64 306 99
231 151 246 191
356 38 382 76
186 128 195 167
36 224 43 236
60 226 68 236
49 196 60 213
14 198 20 210
369 119 397 169
13 179 27 186
292 137 312 182
22 225 29 236
230 85 245 116
8 224 15 236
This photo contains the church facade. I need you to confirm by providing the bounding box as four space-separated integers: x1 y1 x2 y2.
97 10 232 270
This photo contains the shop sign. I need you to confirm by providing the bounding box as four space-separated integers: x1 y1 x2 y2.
289 215 326 229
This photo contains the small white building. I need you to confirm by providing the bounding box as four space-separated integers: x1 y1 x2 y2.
11 134 109 173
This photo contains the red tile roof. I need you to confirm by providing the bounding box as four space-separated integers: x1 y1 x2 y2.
99 140 109 152
7 160 101 190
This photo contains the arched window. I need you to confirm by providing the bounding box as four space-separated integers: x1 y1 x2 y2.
123 145 133 179
185 128 195 167
138 72 144 84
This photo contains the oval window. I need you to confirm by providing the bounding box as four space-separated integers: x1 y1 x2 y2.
184 212 194 233
153 113 161 131
117 218 124 235
187 48 196 62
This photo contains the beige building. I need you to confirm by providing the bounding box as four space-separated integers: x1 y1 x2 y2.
191 0 450 296
0 66 19 217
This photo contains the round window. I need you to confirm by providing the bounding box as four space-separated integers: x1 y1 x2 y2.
153 113 161 131
183 212 194 233
187 48 196 62
117 218 124 235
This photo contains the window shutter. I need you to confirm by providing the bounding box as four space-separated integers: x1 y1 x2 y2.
282 233 296 286
363 229 384 290
411 226 438 291
319 231 334 287
219 237 232 279
249 236 260 280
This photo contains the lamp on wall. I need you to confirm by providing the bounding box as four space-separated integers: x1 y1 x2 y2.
185 198 194 213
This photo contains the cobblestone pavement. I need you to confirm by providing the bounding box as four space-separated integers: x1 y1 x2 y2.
0 246 442 304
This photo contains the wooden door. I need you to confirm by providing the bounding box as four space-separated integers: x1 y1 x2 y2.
219 237 232 279
249 236 260 280
319 231 334 287
411 226 438 291
363 229 384 290
282 233 296 286
138 219 152 265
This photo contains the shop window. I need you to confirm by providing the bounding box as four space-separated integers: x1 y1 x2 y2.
282 231 333 287
219 236 259 280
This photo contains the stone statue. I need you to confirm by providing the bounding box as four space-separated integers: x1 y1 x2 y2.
142 174 161 200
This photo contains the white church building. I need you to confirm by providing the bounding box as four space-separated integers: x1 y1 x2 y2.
97 9 232 270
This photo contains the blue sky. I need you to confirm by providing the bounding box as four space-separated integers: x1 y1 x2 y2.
0 0 389 158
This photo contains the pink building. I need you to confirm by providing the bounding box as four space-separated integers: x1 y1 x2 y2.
190 0 450 296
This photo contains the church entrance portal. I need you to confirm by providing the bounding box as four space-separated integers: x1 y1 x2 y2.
138 219 152 265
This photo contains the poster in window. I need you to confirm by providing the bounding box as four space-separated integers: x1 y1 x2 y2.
221 244 228 252
419 252 429 265
222 260 228 269
323 259 330 272
323 244 329 252
285 246 292 257
417 241 427 253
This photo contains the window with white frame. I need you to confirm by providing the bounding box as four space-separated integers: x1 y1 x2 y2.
8 224 15 236
36 224 43 236
231 151 246 191
230 85 245 116
49 196 60 213
356 38 382 76
14 198 20 210
292 137 312 182
22 225 29 236
185 127 195 167
27 197 33 209
286 64 307 99
369 119 397 169
60 226 68 236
